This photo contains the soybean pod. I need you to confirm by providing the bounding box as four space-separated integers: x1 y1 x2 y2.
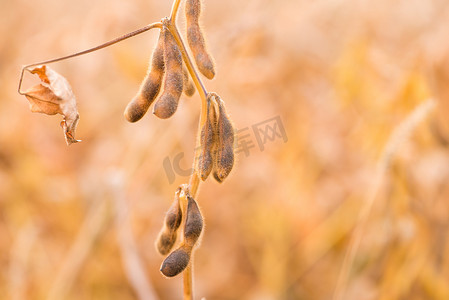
197 98 217 180
124 31 165 122
183 63 196 96
156 188 183 255
153 26 183 119
211 93 235 182
160 195 203 277
186 0 215 79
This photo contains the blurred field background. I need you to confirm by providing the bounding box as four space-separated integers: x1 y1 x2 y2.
2 0 449 299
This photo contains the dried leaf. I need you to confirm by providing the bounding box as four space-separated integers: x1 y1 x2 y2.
23 65 81 145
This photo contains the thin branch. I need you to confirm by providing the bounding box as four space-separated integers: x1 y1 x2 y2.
18 22 162 95
17 68 26 95
178 186 194 300
109 171 159 300
8 222 39 300
47 198 111 300
333 99 437 300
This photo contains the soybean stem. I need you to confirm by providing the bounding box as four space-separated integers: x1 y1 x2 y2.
181 171 199 300
167 2 209 298
166 20 208 190
188 174 200 197
18 22 162 95
183 263 193 300
179 183 196 300
169 0 182 22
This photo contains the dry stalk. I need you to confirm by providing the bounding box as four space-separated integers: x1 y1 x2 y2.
333 99 436 300
47 197 111 300
8 222 39 300
109 171 158 300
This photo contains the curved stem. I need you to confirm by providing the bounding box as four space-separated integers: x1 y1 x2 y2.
18 22 162 95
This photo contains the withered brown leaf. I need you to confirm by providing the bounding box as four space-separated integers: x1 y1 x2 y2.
23 65 80 145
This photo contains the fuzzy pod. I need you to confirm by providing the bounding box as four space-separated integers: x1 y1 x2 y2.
197 99 217 180
183 64 196 97
156 189 183 255
153 27 183 119
212 94 235 182
186 0 215 79
185 0 201 23
156 231 177 256
159 193 203 277
124 32 165 122
184 195 203 247
160 244 191 277
165 190 183 230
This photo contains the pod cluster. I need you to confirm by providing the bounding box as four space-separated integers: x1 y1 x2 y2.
159 192 203 277
198 92 235 183
124 26 196 122
123 0 233 281
124 0 216 123
155 188 183 255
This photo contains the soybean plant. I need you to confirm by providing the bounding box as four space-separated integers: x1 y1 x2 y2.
17 0 236 299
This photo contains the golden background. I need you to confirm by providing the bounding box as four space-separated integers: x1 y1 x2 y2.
1 0 449 299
